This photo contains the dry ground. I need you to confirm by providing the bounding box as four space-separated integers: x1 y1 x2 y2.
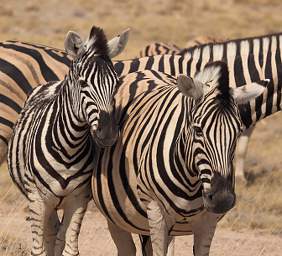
1 0 282 255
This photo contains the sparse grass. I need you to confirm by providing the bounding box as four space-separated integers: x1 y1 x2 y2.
0 235 29 256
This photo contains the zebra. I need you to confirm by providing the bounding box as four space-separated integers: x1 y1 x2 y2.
92 63 270 256
139 42 180 57
0 32 282 174
7 26 129 256
139 36 225 57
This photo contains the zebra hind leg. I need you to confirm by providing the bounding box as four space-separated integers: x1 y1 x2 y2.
107 220 137 256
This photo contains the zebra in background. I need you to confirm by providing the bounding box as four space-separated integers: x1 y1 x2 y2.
7 26 129 256
92 63 270 256
139 36 225 57
1 31 282 177
139 42 180 57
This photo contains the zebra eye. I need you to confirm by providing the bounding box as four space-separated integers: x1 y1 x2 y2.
194 126 203 136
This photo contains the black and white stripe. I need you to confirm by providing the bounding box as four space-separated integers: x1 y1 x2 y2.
7 26 125 256
92 64 270 255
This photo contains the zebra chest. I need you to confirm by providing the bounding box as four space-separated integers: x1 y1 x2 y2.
136 147 204 220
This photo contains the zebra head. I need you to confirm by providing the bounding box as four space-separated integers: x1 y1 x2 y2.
177 61 268 214
64 26 130 147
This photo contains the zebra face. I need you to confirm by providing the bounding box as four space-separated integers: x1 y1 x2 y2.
190 90 241 214
76 57 119 147
64 26 129 147
177 61 267 214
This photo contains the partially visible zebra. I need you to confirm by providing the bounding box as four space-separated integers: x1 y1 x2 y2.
7 26 129 256
92 64 269 255
139 42 180 57
139 36 225 57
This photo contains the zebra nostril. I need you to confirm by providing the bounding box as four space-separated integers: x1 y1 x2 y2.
208 193 213 201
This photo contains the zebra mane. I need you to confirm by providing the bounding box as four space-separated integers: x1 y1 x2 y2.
195 61 231 103
86 26 109 57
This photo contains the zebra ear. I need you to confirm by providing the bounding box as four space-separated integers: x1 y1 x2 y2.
64 31 83 57
177 74 203 100
231 79 270 105
107 28 130 59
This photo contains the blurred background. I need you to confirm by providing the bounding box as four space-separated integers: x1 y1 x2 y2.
0 0 282 255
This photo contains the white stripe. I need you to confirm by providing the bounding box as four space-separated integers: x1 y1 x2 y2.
226 42 237 88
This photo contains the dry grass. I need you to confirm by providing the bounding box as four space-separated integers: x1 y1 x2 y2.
0 235 28 256
0 0 282 58
0 0 282 253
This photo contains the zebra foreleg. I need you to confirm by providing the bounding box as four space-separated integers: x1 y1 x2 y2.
107 220 137 255
191 212 218 256
55 186 91 256
45 210 60 255
139 235 174 256
146 200 175 256
28 189 56 256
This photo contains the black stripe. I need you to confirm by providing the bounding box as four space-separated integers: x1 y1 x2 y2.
0 58 32 94
169 55 176 75
264 39 274 116
0 43 59 81
0 94 22 113
114 61 124 77
276 36 282 111
45 49 71 66
0 116 14 128
145 56 154 70
0 135 8 145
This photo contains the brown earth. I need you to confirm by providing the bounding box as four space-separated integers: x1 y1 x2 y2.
1 0 282 255
1 201 282 256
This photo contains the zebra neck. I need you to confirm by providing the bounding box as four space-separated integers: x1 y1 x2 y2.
174 118 199 186
51 78 91 156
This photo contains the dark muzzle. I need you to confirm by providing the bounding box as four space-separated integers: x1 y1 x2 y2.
202 173 236 214
93 110 119 147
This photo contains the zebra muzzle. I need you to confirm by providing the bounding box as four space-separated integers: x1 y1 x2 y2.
202 173 236 214
93 110 119 147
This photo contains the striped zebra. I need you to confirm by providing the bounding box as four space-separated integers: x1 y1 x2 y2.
139 42 180 57
92 64 270 256
0 32 280 254
7 26 129 256
0 32 281 173
139 36 225 57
